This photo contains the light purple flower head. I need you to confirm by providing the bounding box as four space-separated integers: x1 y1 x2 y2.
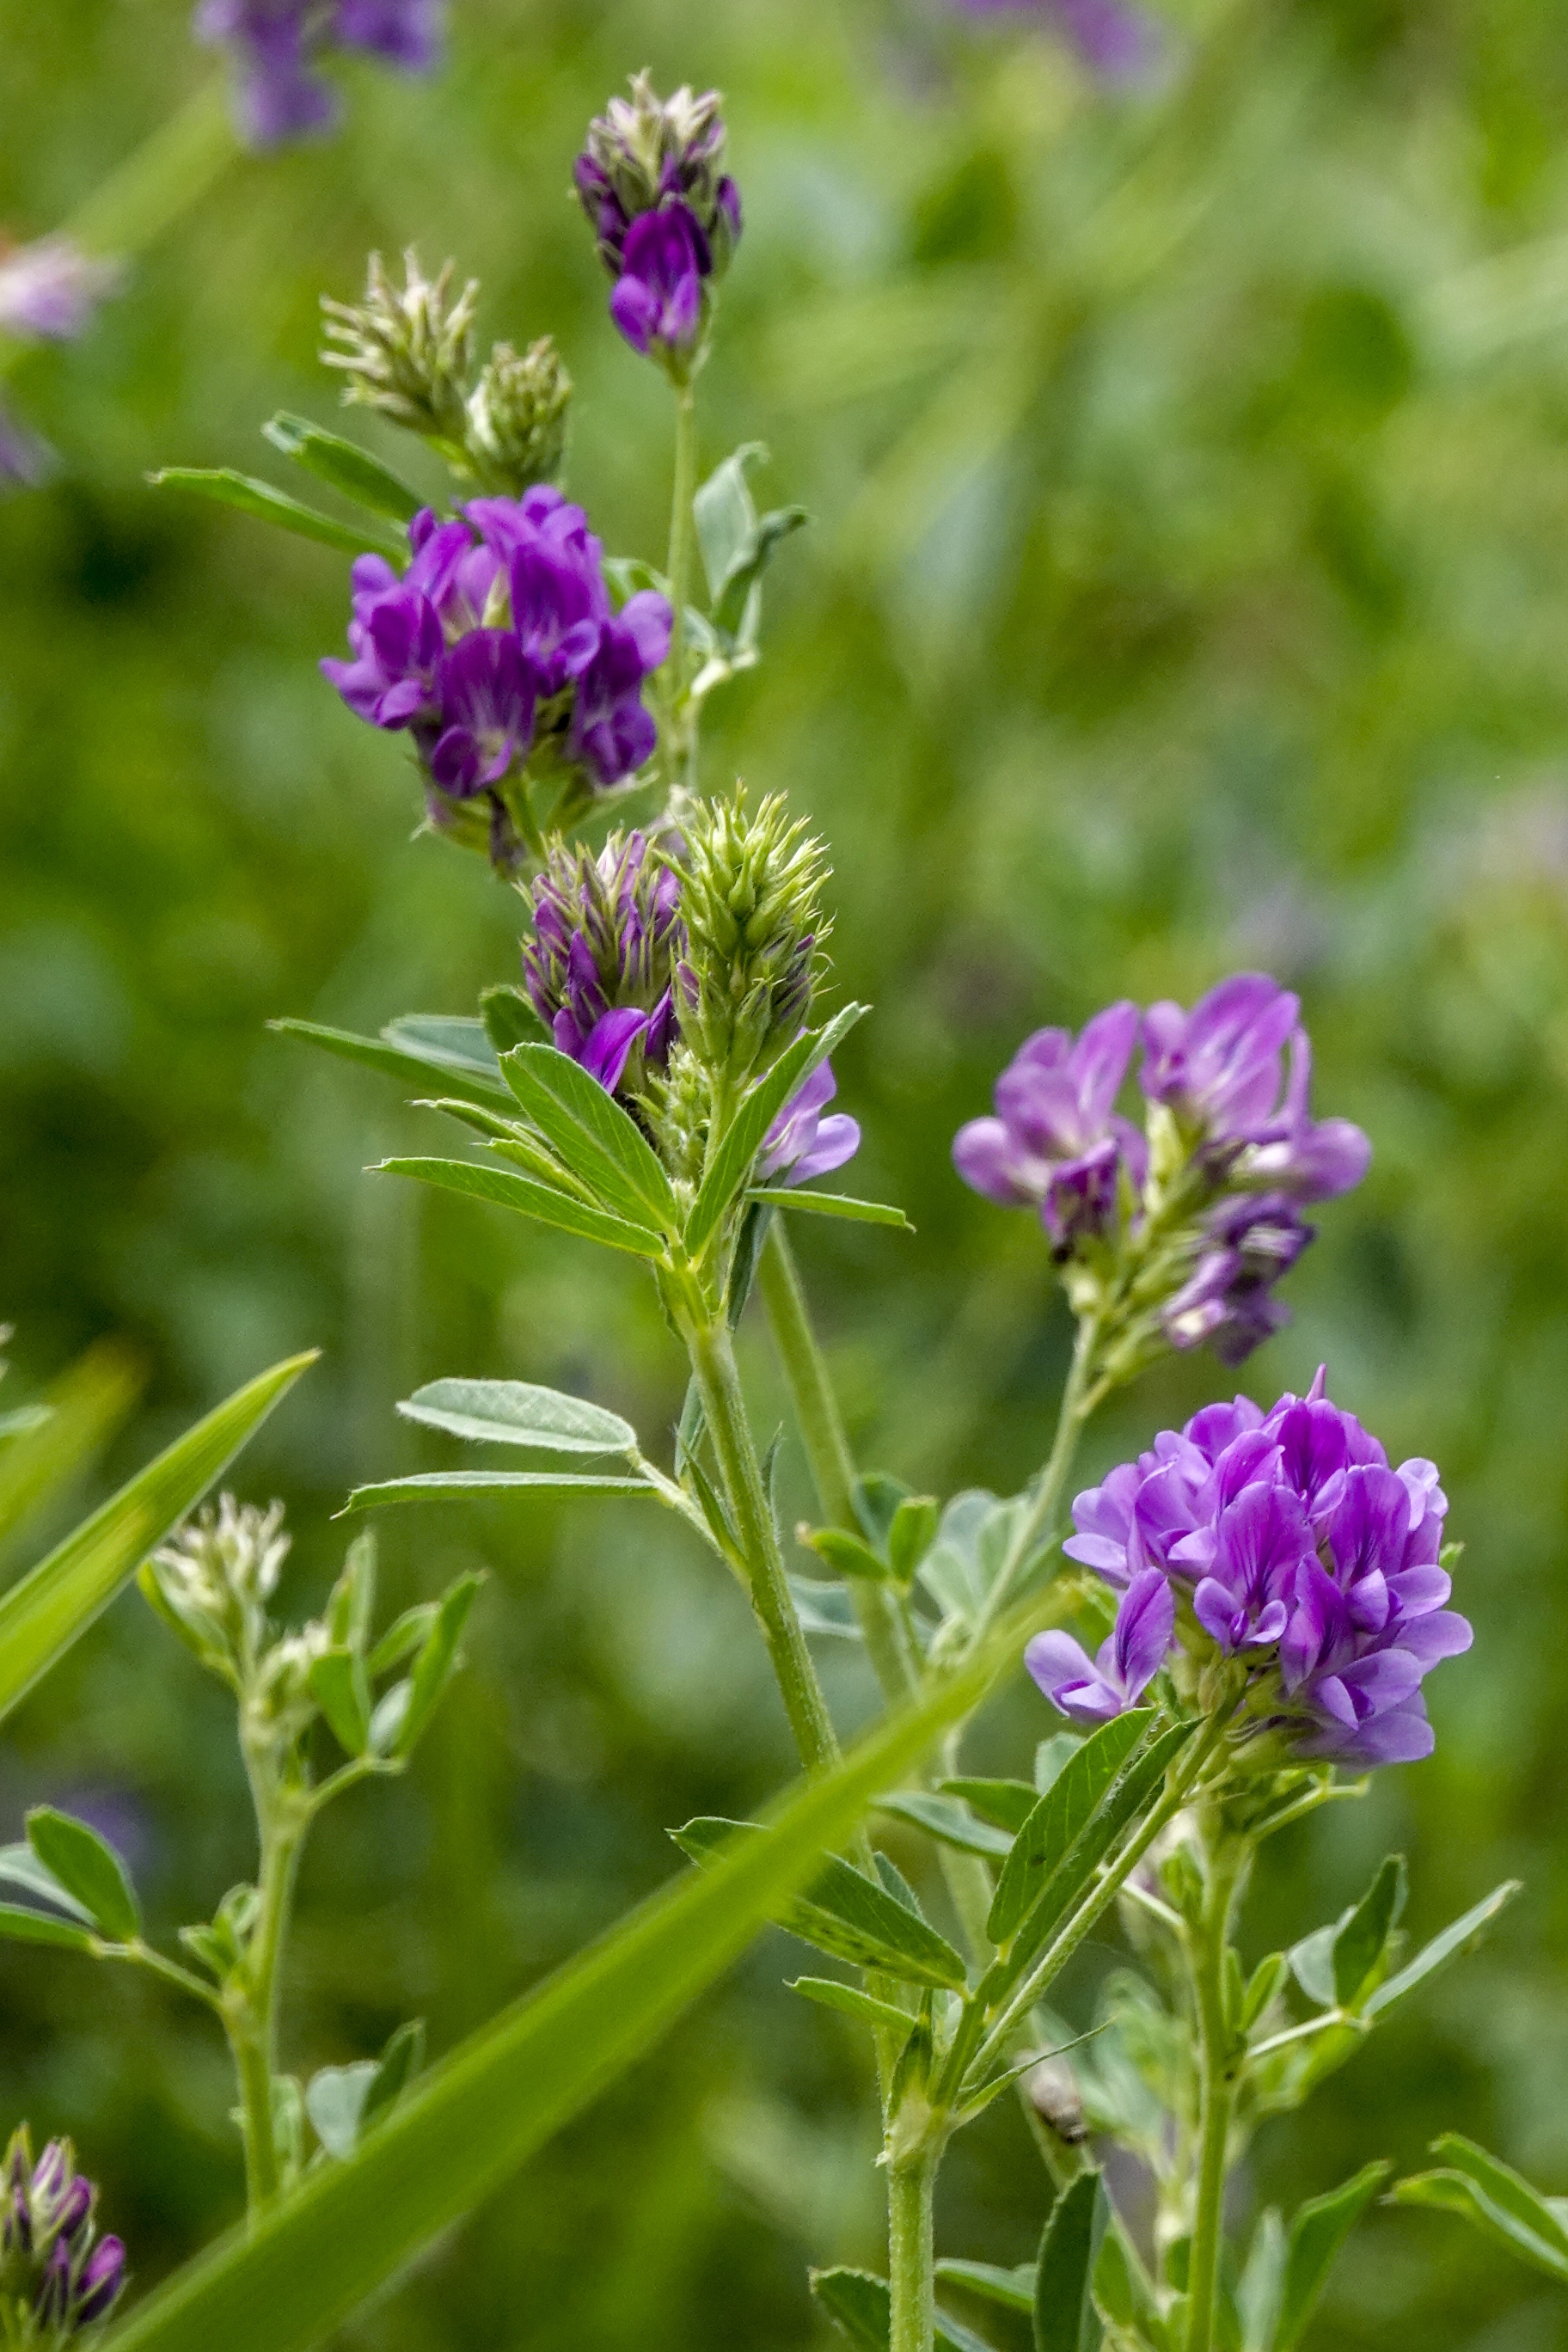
576 75 742 367
523 832 683 1097
322 493 671 868
757 1061 861 1185
956 0 1163 83
193 0 442 149
1026 1568 1174 1725
0 237 121 343
1163 1191 1314 1367
953 1001 1146 1251
1140 973 1371 1203
1055 1369 1470 1764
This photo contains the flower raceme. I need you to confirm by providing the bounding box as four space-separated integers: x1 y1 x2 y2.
952 974 1370 1364
575 74 743 370
0 2128 126 2341
1028 1372 1471 1766
194 0 441 147
321 494 671 866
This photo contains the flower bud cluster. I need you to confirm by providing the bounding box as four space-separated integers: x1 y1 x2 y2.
575 74 743 371
675 792 827 1092
0 2129 125 2341
322 251 573 497
1030 1371 1470 1766
145 1495 329 1753
953 974 1370 1366
194 1 440 150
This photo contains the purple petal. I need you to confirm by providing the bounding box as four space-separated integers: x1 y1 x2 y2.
579 1007 650 1093
1108 1566 1174 1697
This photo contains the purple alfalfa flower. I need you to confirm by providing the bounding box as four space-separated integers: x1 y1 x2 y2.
1139 972 1371 1204
953 1001 1146 1252
194 0 441 149
608 204 709 363
1026 1568 1174 1726
1 2128 126 2336
956 0 1161 83
0 237 121 344
567 599 673 786
330 0 440 68
523 832 683 1097
1163 1191 1314 1367
756 1060 861 1185
428 631 535 799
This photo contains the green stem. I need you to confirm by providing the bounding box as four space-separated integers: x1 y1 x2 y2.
969 1308 1102 1652
1185 1826 1246 2352
756 1217 922 1705
229 1743 308 2220
888 2143 940 2352
683 1306 841 1775
664 378 699 798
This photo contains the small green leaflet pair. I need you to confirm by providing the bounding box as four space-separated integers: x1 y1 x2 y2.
1391 2135 1568 2288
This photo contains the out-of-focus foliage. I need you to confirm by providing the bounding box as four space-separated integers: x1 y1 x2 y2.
5 0 1568 2344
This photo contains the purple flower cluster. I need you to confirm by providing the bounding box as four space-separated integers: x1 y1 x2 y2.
958 0 1161 84
0 238 120 344
953 975 1370 1363
1 2129 125 2336
322 494 671 861
1028 1372 1471 1766
575 77 742 367
193 0 440 148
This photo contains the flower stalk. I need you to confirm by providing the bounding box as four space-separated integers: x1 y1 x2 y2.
887 2141 941 2352
664 378 699 799
1184 1820 1249 2352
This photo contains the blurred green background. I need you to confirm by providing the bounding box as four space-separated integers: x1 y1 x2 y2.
5 0 1568 2343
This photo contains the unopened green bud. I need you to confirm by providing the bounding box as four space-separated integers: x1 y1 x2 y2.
466 335 572 493
321 248 477 449
676 789 830 1088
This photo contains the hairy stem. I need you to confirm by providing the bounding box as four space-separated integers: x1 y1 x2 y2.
888 2142 940 2352
1185 1824 1246 2352
683 1307 841 1775
230 1737 309 2219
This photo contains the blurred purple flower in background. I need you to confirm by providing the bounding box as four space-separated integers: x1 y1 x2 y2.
575 75 742 365
193 0 442 148
0 238 120 342
955 0 1162 84
952 1001 1145 1249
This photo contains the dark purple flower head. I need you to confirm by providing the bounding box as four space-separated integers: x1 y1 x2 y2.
1052 1372 1470 1764
1140 973 1371 1203
0 237 120 344
322 497 670 865
609 204 708 362
1163 1191 1314 1366
523 833 684 1097
193 0 442 149
1 2128 125 2336
952 1001 1145 1252
757 1060 861 1185
1026 1568 1174 1725
576 75 740 368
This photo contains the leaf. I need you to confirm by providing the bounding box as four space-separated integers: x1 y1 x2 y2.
267 1019 510 1110
261 413 423 523
1332 1856 1406 2009
989 1712 1152 1945
326 1533 377 1652
1236 2209 1284 2352
808 2269 995 2352
395 1377 638 1458
726 1198 773 1329
0 1841 95 1924
382 1017 505 1086
1288 1922 1338 2010
805 1527 891 1581
888 1497 940 1583
1006 1720 1196 1981
147 469 405 559
684 1004 867 1260
1365 1880 1521 2017
366 1604 436 1677
0 1352 314 1727
377 1157 666 1260
306 2065 378 2162
361 2020 426 2134
0 1902 98 1951
940 1778 1039 1836
341 1472 655 1515
98 1583 1039 2352
26 1809 139 1941
479 986 540 1055
693 442 810 639
788 1576 864 1640
747 1187 912 1230
1093 2224 1169 2351
394 1574 481 1756
309 1650 371 1756
873 1791 1014 1859
936 2259 1036 2313
787 1977 916 2035
1388 2164 1568 2284
1034 2171 1107 2352
1241 1952 1291 2034
1275 2162 1391 2348
918 1491 1023 1632
499 1044 680 1233
671 1818 968 1989
0 1341 142 1564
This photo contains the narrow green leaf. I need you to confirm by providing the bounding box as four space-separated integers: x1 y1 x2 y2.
500 1044 681 1233
392 1575 481 1756
1424 2135 1568 2258
808 2269 993 2352
268 1020 511 1109
1241 1952 1290 2034
261 413 423 522
1005 1720 1195 1980
479 987 540 1055
712 504 809 639
0 1902 97 1952
366 1604 435 1677
309 1650 371 1755
362 2020 426 2133
0 1841 95 1924
396 1377 637 1458
789 1577 863 1640
26 1809 139 1941
325 1533 377 1653
1236 2209 1284 2352
1332 1856 1406 2009
787 1977 915 2035
342 1472 654 1515
147 469 404 558
726 1198 772 1330
0 1351 315 1726
989 1712 1152 1944
1365 1881 1521 2017
99 1579 1045 2352
873 1791 1013 1859
671 1817 968 1988
1034 2171 1106 2352
695 441 767 601
382 1017 505 1085
1288 1921 1338 2009
936 2259 1035 2314
685 1005 867 1260
1388 2167 1568 2284
1093 2224 1170 2351
0 1341 142 1564
378 1157 666 1259
747 1187 912 1230
805 1527 891 1580
1275 2162 1391 2349
939 1777 1038 1836
887 1497 940 1583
